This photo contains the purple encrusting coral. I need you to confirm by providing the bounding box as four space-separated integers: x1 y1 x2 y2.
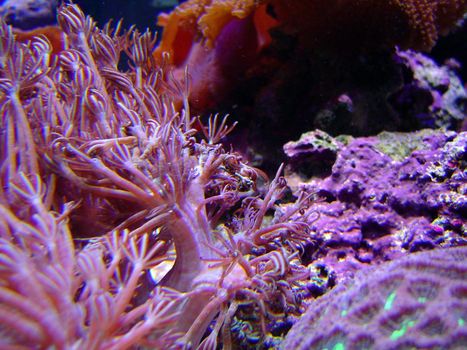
281 245 467 350
284 129 466 283
391 49 467 131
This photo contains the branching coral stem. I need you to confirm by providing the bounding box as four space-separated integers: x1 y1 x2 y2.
0 287 66 347
0 304 46 345
8 94 39 175
54 162 141 202
183 292 228 347
109 263 144 332
162 205 212 290
252 222 304 245
126 210 172 237
252 164 284 231
3 105 17 183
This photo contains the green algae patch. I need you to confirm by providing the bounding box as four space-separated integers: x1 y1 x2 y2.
384 292 397 310
390 320 415 341
375 130 439 161
323 343 346 350
333 343 345 350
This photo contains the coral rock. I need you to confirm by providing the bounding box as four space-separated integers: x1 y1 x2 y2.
284 129 466 281
0 0 58 29
392 49 467 130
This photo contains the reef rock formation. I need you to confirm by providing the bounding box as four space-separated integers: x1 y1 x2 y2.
284 129 466 283
392 49 467 131
0 0 57 29
281 245 467 350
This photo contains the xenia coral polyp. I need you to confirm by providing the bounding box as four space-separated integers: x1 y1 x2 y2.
0 4 312 349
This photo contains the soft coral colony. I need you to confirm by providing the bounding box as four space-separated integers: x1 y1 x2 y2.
0 3 312 349
0 2 466 350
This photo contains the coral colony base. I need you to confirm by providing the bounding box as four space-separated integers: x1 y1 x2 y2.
0 2 465 350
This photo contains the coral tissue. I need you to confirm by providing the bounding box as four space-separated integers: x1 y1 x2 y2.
0 4 312 349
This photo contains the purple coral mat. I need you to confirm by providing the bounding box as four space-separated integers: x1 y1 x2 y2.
284 129 466 283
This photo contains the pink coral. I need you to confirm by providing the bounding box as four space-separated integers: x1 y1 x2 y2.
0 4 312 349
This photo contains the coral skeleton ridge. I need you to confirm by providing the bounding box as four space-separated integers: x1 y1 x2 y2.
282 246 467 349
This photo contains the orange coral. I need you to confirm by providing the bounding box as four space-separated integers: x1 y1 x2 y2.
392 0 467 50
157 0 258 45
153 0 279 110
13 25 64 55
153 0 277 66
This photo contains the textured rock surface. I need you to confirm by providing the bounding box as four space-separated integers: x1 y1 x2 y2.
281 246 467 350
283 129 342 178
284 129 466 282
0 0 177 31
392 49 467 130
0 0 57 29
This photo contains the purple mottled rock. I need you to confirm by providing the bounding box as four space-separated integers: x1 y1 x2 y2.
391 49 467 131
284 130 341 163
284 129 466 283
283 129 343 178
281 246 467 350
0 0 58 29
